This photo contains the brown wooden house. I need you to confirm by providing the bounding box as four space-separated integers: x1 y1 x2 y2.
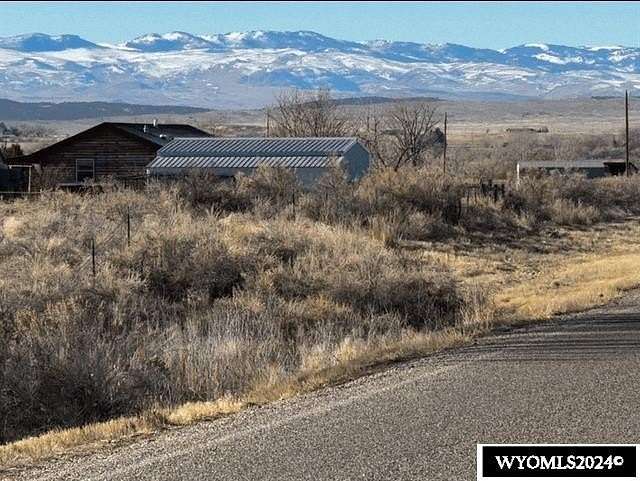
8 122 211 189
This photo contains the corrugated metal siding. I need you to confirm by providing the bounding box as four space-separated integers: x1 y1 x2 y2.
150 155 335 169
157 137 358 157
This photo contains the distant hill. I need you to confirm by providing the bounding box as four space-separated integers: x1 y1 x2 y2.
0 98 209 121
330 96 442 107
0 33 100 52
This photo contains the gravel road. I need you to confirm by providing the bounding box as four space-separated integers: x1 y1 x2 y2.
13 293 640 481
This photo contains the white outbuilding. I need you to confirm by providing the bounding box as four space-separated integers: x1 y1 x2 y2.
147 137 370 185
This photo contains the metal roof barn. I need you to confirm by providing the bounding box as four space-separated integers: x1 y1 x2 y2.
517 159 636 181
148 137 371 185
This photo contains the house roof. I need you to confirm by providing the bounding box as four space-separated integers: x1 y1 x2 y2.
109 123 211 147
158 137 359 156
152 155 332 170
12 122 211 164
150 137 360 170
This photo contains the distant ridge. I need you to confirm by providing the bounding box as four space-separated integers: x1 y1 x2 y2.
1 31 640 107
0 33 100 52
329 96 442 106
0 98 209 121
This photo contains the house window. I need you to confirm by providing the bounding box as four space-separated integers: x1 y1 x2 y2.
76 159 95 182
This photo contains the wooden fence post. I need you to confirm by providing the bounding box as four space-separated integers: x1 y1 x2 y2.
291 190 296 219
126 206 131 247
91 237 96 278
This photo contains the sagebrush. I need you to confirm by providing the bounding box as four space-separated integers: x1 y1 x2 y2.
0 184 481 443
3 165 640 444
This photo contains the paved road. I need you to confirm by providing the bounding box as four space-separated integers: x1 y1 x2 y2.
17 295 640 481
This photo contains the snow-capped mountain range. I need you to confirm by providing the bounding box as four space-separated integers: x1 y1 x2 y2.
1 31 639 109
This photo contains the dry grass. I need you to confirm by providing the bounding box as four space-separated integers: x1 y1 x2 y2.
4 169 640 469
424 215 640 323
4 218 640 470
6 217 640 468
0 397 246 467
0 325 480 468
498 252 640 321
0 184 487 468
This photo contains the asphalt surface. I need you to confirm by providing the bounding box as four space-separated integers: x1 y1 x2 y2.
15 294 640 481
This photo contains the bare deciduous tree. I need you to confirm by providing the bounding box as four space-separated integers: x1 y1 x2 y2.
195 117 219 137
387 103 441 169
359 105 390 168
270 89 349 137
0 143 23 159
360 103 442 170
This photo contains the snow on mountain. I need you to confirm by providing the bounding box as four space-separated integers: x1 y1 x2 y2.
0 33 100 52
124 32 216 52
124 30 367 53
0 31 639 109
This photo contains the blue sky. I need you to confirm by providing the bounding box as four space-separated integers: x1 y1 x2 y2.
2 1 640 49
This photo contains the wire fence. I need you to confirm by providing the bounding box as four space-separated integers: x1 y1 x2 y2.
78 207 135 278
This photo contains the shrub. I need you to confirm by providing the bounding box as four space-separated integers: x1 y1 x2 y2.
548 199 600 226
0 188 482 443
5 162 640 444
175 171 252 212
237 165 300 207
503 174 640 225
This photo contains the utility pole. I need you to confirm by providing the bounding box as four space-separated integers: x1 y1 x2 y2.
443 112 448 175
625 90 630 176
